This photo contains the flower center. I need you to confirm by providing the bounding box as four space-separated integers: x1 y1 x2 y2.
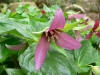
44 29 61 42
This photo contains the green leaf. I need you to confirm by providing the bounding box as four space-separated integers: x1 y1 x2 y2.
43 4 59 18
78 70 92 75
0 36 8 42
2 34 24 45
0 14 48 42
0 15 15 34
62 21 80 31
28 15 50 33
50 41 67 57
0 43 17 62
16 5 25 14
74 40 98 72
6 68 26 75
96 51 100 66
19 43 77 75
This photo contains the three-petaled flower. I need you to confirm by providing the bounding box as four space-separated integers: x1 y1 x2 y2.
35 8 82 70
86 20 100 39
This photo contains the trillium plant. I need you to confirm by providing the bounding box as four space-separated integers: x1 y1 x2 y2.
0 4 100 75
35 8 81 70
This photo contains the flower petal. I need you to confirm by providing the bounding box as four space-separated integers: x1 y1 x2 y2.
55 32 81 49
35 34 49 70
5 43 25 50
85 31 93 39
68 14 73 20
49 8 65 31
74 14 85 19
96 31 100 37
68 13 85 20
92 20 99 31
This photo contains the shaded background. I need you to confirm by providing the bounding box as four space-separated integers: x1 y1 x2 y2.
0 0 100 20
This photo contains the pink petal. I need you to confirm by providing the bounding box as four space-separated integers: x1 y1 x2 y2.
55 32 81 49
68 15 73 20
92 20 99 31
68 13 85 20
5 43 25 50
49 8 65 31
35 34 49 70
85 31 93 39
74 14 85 19
96 31 100 37
75 30 83 41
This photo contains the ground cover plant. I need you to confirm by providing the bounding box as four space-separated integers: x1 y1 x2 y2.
0 4 100 75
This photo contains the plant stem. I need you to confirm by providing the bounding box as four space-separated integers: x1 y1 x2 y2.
11 55 21 69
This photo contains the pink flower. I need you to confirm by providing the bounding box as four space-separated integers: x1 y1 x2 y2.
68 13 85 20
35 8 82 70
86 20 100 39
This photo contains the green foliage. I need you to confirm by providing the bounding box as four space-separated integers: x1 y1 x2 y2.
0 43 18 62
74 40 98 72
0 4 100 75
6 68 26 75
19 43 77 75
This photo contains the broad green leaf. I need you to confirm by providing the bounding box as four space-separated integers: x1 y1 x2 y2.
91 35 100 44
0 15 47 42
2 34 25 45
28 15 50 32
6 68 26 75
50 41 67 57
62 21 80 31
0 43 17 62
16 4 39 17
74 40 98 72
43 4 59 18
16 5 25 14
19 43 77 75
96 51 100 66
0 36 8 42
27 5 39 16
0 15 15 34
78 70 92 75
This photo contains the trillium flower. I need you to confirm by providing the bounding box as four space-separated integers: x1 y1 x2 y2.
86 20 100 39
68 13 85 20
35 8 82 70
